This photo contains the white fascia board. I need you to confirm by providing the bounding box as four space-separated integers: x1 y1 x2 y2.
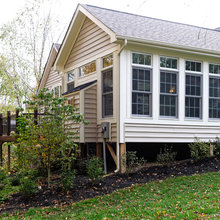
116 35 220 58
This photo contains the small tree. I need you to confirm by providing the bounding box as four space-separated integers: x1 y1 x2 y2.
15 89 86 187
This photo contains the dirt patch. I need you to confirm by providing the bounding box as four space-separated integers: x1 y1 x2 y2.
0 156 220 214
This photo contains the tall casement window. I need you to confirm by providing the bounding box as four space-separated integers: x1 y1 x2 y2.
132 52 152 116
209 63 220 119
66 70 75 92
102 55 113 117
185 61 202 118
52 85 62 97
160 56 178 117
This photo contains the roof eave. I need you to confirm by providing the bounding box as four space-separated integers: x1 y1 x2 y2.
117 35 220 57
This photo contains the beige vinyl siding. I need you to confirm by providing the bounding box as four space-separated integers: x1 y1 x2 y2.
84 85 97 142
111 123 117 142
65 17 115 69
45 70 62 89
66 92 80 142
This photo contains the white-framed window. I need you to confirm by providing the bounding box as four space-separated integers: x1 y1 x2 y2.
51 85 62 97
79 61 96 77
160 56 178 117
132 52 152 116
102 54 113 117
66 70 75 92
185 60 202 118
209 63 220 119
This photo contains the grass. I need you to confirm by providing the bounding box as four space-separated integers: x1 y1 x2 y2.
1 172 220 219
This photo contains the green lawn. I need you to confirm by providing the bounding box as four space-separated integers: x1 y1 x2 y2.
2 172 220 219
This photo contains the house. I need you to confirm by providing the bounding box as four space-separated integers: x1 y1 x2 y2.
38 4 220 172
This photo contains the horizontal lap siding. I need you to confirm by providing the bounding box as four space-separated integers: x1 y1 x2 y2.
124 123 220 143
65 17 115 69
84 85 97 142
45 71 61 89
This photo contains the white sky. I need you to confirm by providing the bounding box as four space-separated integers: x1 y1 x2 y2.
1 0 220 32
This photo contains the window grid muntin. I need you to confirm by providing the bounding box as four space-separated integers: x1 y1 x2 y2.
132 67 152 116
185 74 202 118
209 76 220 118
160 71 178 117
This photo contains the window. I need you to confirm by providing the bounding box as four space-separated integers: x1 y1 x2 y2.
52 85 62 97
185 75 202 118
79 61 96 77
160 71 177 117
132 53 152 116
185 61 201 72
160 57 177 69
209 77 220 118
66 70 75 92
102 69 113 117
103 54 113 68
132 53 151 66
209 64 220 75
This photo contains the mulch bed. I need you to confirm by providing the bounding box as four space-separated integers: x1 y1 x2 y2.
0 156 220 214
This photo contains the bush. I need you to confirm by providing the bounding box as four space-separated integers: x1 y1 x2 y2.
156 145 177 165
87 157 104 185
189 138 211 160
211 137 220 156
60 169 76 192
9 175 20 186
19 169 38 197
123 151 145 172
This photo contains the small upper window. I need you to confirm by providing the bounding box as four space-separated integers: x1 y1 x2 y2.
67 70 74 82
132 53 151 66
160 57 177 69
103 54 113 68
52 85 62 97
209 64 220 74
79 61 96 77
185 61 201 72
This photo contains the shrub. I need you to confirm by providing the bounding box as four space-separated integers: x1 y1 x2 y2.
211 137 220 155
156 145 177 165
60 169 76 192
123 151 145 172
189 138 211 160
87 157 104 185
9 175 20 186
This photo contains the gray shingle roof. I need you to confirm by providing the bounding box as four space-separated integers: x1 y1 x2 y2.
82 4 220 52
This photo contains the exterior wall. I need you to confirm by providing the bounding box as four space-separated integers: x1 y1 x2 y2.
65 17 115 70
62 16 120 144
84 84 97 142
120 44 220 143
45 70 62 89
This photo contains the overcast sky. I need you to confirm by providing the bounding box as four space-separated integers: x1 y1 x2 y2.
1 0 220 28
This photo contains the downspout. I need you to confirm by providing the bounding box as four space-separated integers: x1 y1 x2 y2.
114 39 127 173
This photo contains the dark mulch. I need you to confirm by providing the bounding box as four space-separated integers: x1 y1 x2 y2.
1 156 220 214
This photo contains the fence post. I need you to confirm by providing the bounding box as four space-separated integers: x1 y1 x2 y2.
7 111 11 136
0 113 3 136
15 109 19 134
0 142 2 167
34 109 38 125
8 143 10 170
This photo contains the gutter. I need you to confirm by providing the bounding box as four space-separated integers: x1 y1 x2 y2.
116 35 220 58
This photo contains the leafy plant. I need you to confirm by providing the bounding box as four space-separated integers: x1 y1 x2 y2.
210 137 220 155
60 169 76 192
189 138 211 160
156 145 177 165
15 88 86 187
87 157 104 185
122 151 145 173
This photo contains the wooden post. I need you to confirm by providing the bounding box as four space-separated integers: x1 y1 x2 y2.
0 142 2 167
120 143 126 173
106 143 117 166
8 143 10 170
15 109 19 134
7 111 11 136
0 114 3 136
96 143 102 158
34 109 38 125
